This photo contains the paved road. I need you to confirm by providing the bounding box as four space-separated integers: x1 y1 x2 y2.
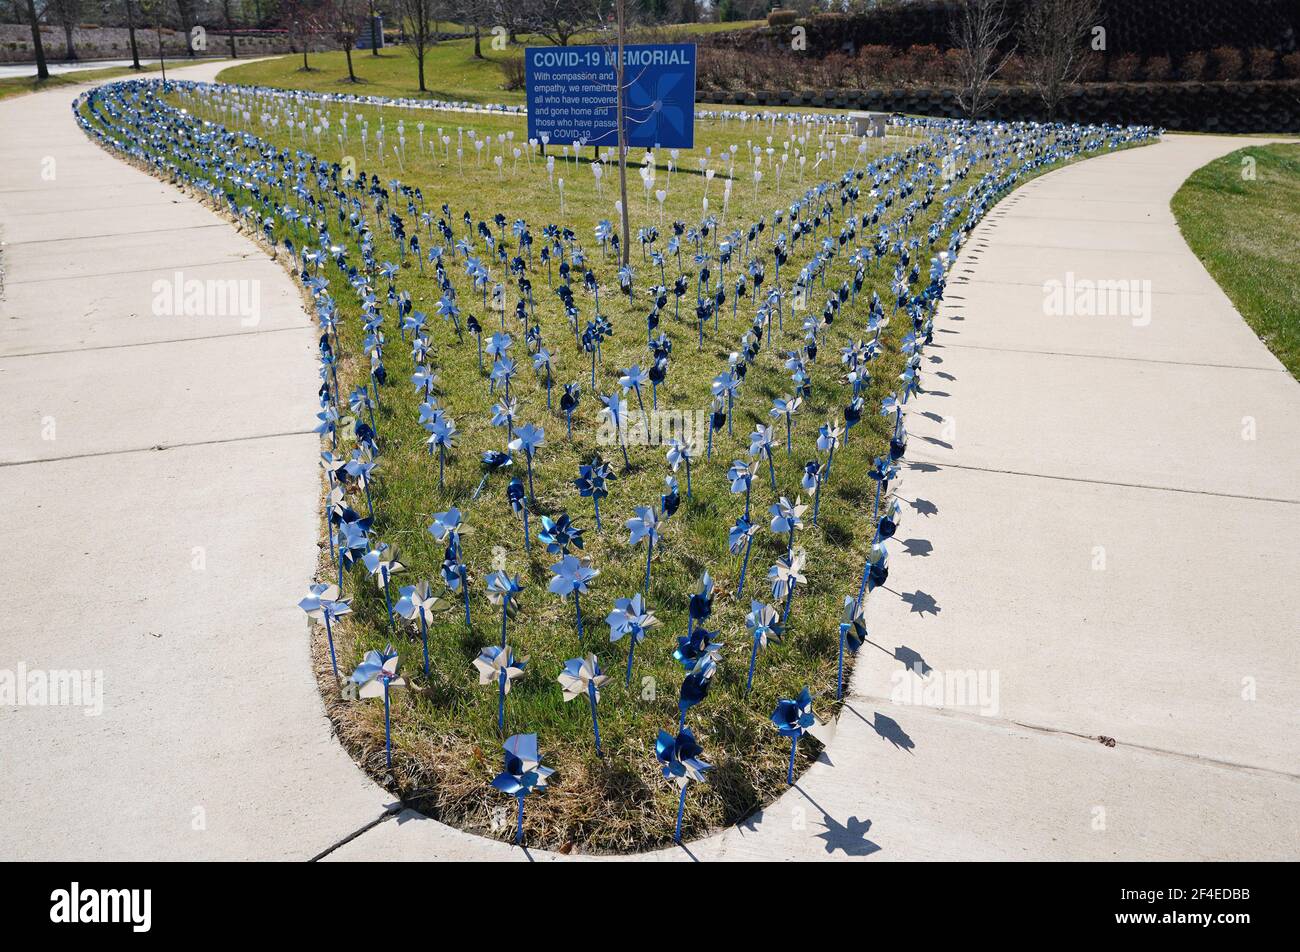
0 56 226 80
1 64 1294 861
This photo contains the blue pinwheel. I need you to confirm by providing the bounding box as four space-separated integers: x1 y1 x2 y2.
619 364 651 431
474 644 527 733
770 394 802 456
485 570 523 648
491 733 554 845
350 645 407 769
625 69 694 147
537 513 584 555
655 728 711 843
665 438 695 500
426 414 458 491
362 542 405 632
744 601 783 694
626 505 663 595
559 382 581 439
299 582 349 681
677 657 716 731
607 592 661 687
837 594 868 700
394 580 446 676
769 548 807 623
771 687 816 784
769 496 808 557
729 515 760 598
508 422 545 503
687 570 714 641
575 456 616 530
548 554 598 643
558 655 609 753
507 478 531 552
599 393 632 470
728 459 758 520
748 424 779 491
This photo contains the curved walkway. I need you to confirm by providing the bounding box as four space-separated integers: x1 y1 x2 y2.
1 72 1294 862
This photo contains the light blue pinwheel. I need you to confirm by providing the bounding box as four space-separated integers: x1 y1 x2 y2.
508 422 545 503
769 495 808 557
771 687 816 784
626 505 663 595
350 644 407 768
474 644 527 733
769 547 807 623
485 570 524 648
394 580 446 676
299 582 349 681
748 424 779 491
744 601 783 694
599 393 632 470
426 413 458 491
491 733 554 845
558 654 608 753
655 727 711 843
665 438 695 500
770 394 803 456
619 364 651 431
607 592 661 687
727 459 758 521
729 514 759 598
548 554 599 643
362 542 405 632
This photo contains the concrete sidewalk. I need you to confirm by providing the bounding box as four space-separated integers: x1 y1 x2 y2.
2 73 1294 862
0 60 407 860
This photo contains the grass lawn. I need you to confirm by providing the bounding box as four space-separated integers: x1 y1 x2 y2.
79 70 1145 851
218 24 764 106
1172 142 1300 378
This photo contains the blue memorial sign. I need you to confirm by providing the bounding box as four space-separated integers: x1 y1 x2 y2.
525 43 696 149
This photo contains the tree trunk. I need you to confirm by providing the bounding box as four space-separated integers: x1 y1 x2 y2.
418 49 426 91
63 23 77 60
369 1 379 55
345 44 355 82
24 0 47 79
473 25 482 59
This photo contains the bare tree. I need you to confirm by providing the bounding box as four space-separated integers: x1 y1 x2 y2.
328 0 365 81
398 0 438 91
47 0 83 60
220 0 240 58
950 0 1011 119
123 0 143 69
366 0 379 55
175 0 197 57
23 0 49 78
526 0 601 47
1020 0 1101 117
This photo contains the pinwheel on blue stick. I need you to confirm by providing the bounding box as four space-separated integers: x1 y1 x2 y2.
771 394 803 456
429 508 472 625
507 478 531 552
661 475 681 519
665 439 695 500
336 516 372 592
856 541 890 608
363 542 405 632
748 424 779 491
486 570 524 648
729 514 759 598
350 644 407 768
771 687 815 784
548 554 598 643
491 733 554 845
537 513 584 555
802 460 825 526
559 383 581 439
837 594 868 700
677 657 716 731
655 728 711 843
878 498 902 540
394 580 447 676
687 571 714 641
744 601 783 694
299 583 350 681
473 449 513 500
508 423 544 503
770 495 808 557
474 644 527 733
728 459 758 521
599 393 632 470
575 455 616 531
558 654 609 753
769 548 807 624
607 592 661 687
626 505 663 595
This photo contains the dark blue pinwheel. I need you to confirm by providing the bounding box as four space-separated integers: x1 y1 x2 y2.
837 594 868 700
559 382 581 440
491 733 554 845
537 513 584 555
677 657 717 731
507 477 530 552
575 455 616 530
655 728 711 843
771 687 815 784
729 515 759 598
